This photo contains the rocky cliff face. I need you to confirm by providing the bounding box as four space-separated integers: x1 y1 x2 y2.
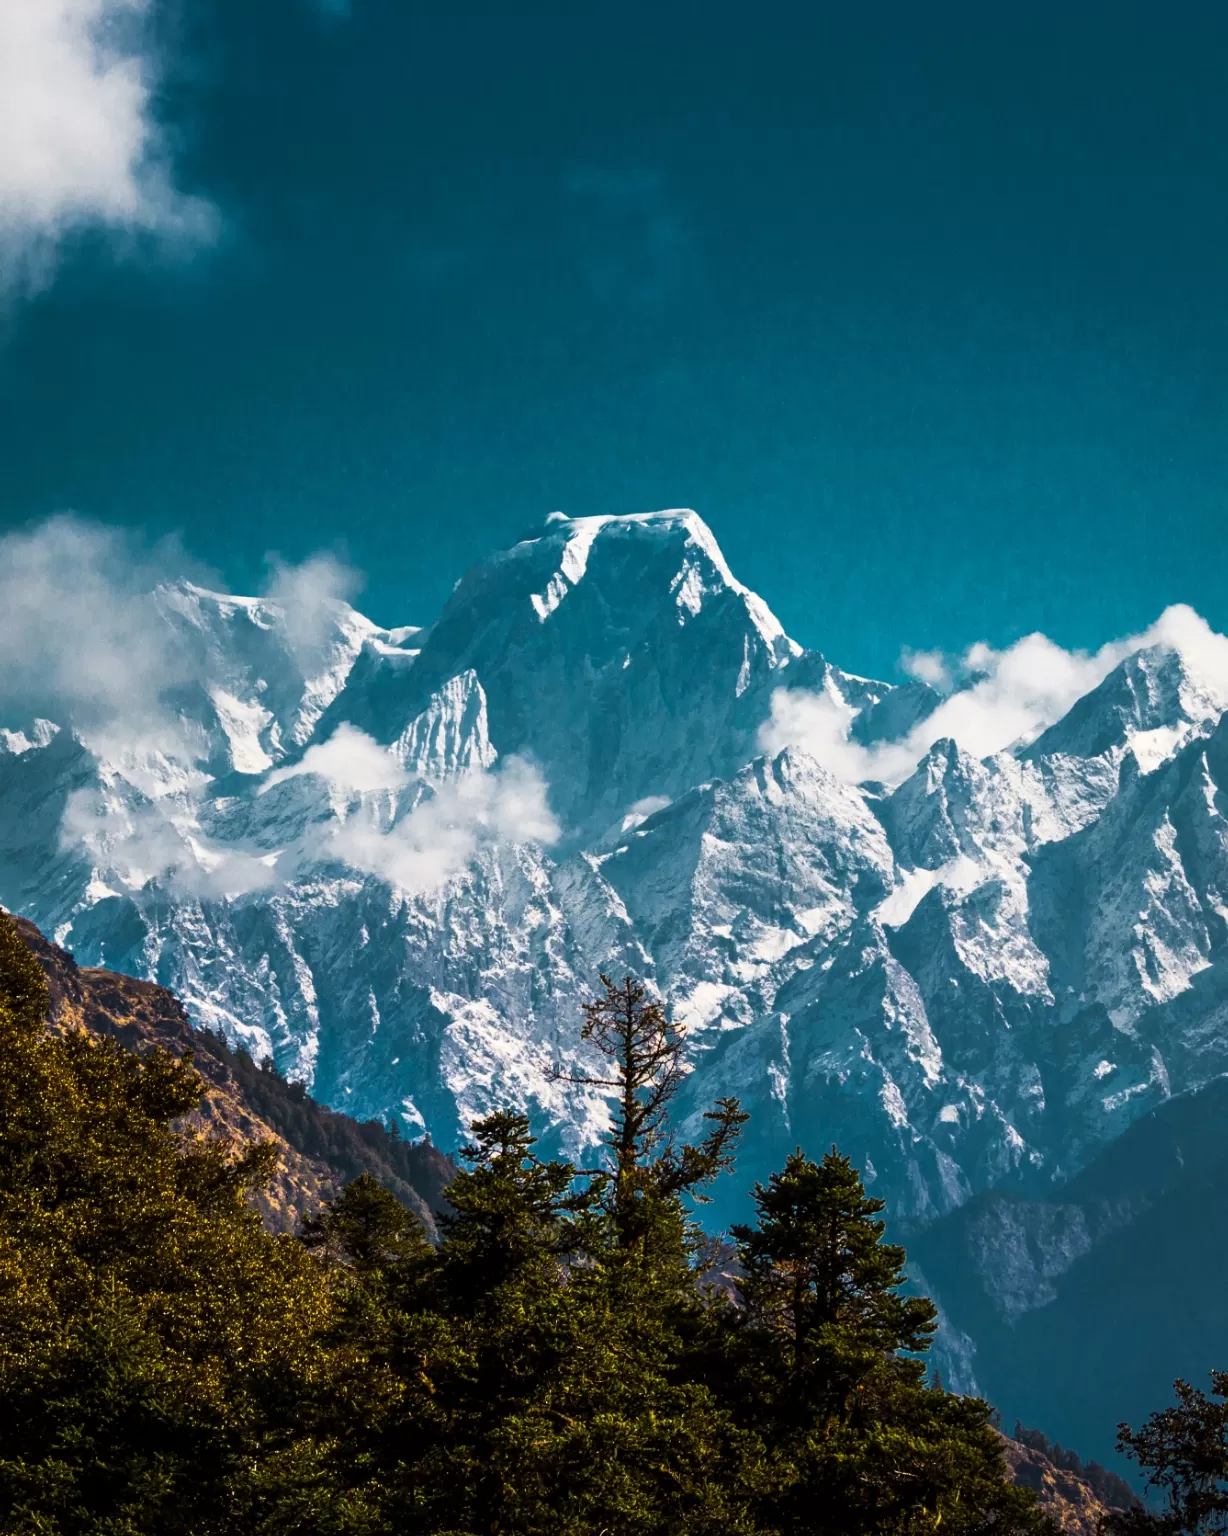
4 508 1228 1424
997 1434 1115 1536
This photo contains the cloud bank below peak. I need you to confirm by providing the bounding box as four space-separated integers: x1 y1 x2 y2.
762 604 1228 786
0 514 559 903
61 734 558 903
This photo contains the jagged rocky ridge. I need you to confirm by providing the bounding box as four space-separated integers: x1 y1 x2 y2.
4 508 1228 1431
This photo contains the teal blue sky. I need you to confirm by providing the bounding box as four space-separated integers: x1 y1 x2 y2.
4 1 1228 678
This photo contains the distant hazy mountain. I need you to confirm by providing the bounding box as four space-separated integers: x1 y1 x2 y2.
6 507 1228 1461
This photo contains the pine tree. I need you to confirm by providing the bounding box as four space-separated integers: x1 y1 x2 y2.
301 1168 431 1280
432 1108 589 1299
733 1147 937 1410
543 975 759 1532
335 1097 756 1532
344 1110 590 1533
557 973 746 1254
726 1147 1053 1536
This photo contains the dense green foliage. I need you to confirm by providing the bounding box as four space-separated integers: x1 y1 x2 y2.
0 908 340 1534
0 917 1052 1535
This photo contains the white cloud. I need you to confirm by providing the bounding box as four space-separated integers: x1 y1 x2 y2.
60 734 560 904
0 516 199 730
0 517 377 809
0 0 212 294
917 630 1113 762
61 787 281 899
59 748 560 905
262 723 407 796
760 687 908 785
900 647 952 690
1 517 560 905
1144 603 1228 700
56 749 556 903
620 795 671 833
763 604 1228 787
263 553 364 662
330 756 560 893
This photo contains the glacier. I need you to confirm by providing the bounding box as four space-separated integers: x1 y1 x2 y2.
6 507 1228 1275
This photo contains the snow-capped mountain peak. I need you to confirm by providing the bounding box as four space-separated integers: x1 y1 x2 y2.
6 512 1228 1249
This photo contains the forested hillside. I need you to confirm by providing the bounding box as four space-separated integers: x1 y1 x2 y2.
12 914 453 1235
0 910 1059 1535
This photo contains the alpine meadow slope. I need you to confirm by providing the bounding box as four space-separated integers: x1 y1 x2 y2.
4 508 1228 1453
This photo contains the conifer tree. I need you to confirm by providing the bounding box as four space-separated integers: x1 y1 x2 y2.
726 1147 1053 1536
335 1107 754 1532
733 1147 937 1407
302 1169 430 1280
558 973 747 1253
348 1110 592 1533
433 1108 589 1300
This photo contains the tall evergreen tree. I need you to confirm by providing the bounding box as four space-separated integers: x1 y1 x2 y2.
726 1148 1053 1536
557 973 746 1254
734 1147 936 1408
351 1108 752 1535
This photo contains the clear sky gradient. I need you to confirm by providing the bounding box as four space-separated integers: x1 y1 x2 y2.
4 0 1228 678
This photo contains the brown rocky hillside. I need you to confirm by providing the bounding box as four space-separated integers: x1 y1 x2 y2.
12 914 453 1237
998 1432 1117 1535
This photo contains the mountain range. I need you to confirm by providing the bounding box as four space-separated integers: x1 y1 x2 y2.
4 506 1228 1467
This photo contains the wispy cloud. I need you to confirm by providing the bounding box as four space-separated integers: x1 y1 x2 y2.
262 552 364 661
0 516 359 764
0 515 561 902
60 729 559 903
0 0 213 295
331 753 559 893
762 604 1228 785
0 516 201 732
900 647 952 690
262 722 406 796
61 787 281 899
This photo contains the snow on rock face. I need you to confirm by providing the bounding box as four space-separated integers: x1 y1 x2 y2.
8 510 1228 1232
319 510 807 837
154 581 385 771
1025 642 1226 767
391 671 496 780
598 748 893 1012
